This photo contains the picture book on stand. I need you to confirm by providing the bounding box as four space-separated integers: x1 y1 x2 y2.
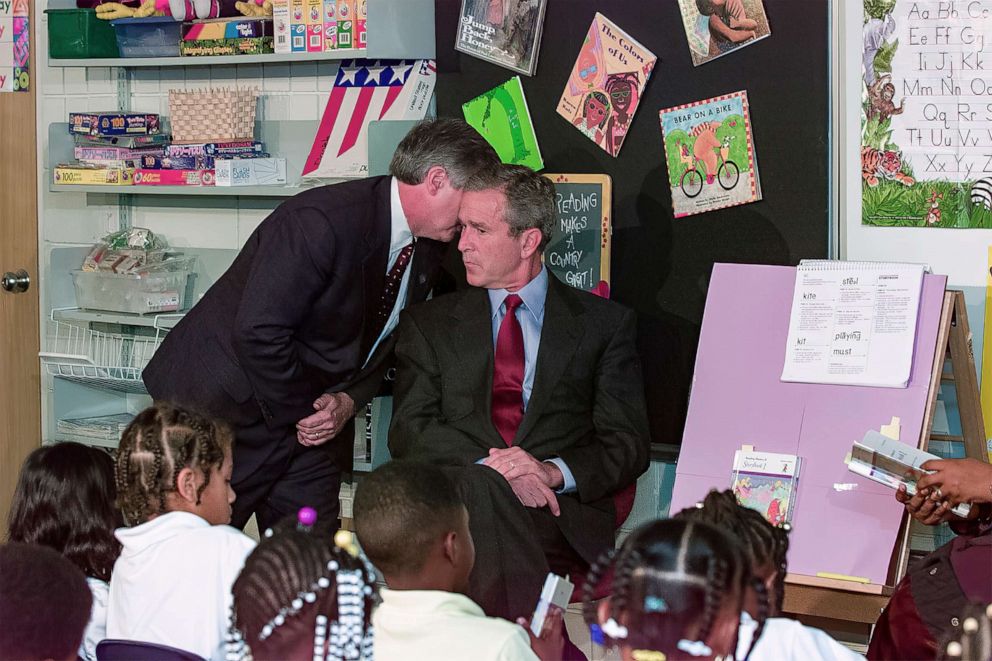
676 0 771 67
455 0 548 76
659 90 762 217
463 76 544 171
556 12 656 157
731 448 801 526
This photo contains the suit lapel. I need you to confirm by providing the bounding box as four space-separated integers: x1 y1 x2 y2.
451 289 504 448
513 277 583 445
358 178 391 359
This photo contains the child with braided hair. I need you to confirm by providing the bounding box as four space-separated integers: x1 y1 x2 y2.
583 518 755 661
675 490 863 661
228 509 377 661
107 403 256 661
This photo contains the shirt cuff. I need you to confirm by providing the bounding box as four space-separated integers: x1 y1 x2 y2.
546 457 576 494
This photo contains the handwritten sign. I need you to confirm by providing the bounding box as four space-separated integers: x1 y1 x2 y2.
542 174 611 296
887 1 992 180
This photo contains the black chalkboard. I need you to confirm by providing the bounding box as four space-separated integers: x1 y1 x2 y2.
543 173 611 295
435 0 829 446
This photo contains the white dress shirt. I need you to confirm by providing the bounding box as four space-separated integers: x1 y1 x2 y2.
365 176 414 364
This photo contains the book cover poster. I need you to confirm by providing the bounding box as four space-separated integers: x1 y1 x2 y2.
659 90 762 217
462 76 544 171
455 0 548 76
556 13 655 158
677 0 770 67
303 59 437 178
731 449 800 526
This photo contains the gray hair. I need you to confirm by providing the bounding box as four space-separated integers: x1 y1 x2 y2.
389 118 501 189
468 164 556 251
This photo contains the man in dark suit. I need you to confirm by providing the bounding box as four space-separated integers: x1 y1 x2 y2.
389 165 650 620
142 119 500 531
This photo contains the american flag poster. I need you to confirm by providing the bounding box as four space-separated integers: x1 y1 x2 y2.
303 59 437 178
0 0 29 93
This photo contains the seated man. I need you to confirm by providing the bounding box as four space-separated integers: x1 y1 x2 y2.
354 460 562 660
389 164 650 621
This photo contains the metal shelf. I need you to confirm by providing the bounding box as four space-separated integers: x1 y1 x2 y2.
53 307 185 330
48 182 332 197
48 49 367 68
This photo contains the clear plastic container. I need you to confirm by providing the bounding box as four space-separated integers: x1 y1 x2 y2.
109 16 183 58
72 261 194 314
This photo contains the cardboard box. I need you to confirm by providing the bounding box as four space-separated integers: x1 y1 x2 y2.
54 165 134 185
323 0 338 50
75 146 164 161
181 16 272 41
290 0 306 51
214 158 288 186
133 169 215 186
69 112 160 137
273 0 291 53
179 36 274 56
337 0 354 48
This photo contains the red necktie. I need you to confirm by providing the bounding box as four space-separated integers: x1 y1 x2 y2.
492 294 525 445
370 242 414 342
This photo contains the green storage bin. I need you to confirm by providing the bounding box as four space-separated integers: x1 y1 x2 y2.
45 9 120 59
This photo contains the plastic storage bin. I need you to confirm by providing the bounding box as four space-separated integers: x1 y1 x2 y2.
45 9 121 59
72 262 194 315
109 16 183 58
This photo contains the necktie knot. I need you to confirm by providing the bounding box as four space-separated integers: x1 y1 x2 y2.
504 294 523 313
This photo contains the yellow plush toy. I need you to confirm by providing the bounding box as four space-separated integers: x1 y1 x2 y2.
94 0 272 21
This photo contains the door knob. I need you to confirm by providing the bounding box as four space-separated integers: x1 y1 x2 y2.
1 269 30 294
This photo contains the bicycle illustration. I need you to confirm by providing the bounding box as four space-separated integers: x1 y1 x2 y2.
677 136 741 198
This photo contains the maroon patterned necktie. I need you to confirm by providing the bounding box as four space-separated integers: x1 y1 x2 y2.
370 242 414 341
491 294 525 445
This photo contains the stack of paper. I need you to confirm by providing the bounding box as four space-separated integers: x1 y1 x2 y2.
782 260 928 387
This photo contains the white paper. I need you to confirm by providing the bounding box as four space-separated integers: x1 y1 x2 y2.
782 261 926 387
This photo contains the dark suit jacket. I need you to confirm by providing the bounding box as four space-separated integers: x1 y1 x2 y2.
143 176 445 472
389 274 650 561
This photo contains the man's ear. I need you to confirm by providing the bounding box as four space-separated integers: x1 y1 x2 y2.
425 165 448 195
519 228 542 258
175 466 199 504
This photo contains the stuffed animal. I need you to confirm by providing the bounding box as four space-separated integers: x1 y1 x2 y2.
82 0 272 21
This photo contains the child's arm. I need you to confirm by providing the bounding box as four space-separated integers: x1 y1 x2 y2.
708 15 754 43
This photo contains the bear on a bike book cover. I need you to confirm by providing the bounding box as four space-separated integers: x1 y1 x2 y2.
659 90 763 217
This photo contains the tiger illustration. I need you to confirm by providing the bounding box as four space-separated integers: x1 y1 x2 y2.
862 146 915 187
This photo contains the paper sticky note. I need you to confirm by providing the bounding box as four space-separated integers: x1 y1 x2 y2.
880 417 901 440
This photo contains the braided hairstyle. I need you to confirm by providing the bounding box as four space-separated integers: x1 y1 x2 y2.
230 522 378 661
584 518 748 660
115 403 232 526
675 489 790 615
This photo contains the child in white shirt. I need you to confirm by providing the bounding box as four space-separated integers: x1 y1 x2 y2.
675 490 864 660
354 460 563 661
106 404 256 661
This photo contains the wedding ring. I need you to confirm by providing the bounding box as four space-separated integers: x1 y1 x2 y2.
510 462 515 469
